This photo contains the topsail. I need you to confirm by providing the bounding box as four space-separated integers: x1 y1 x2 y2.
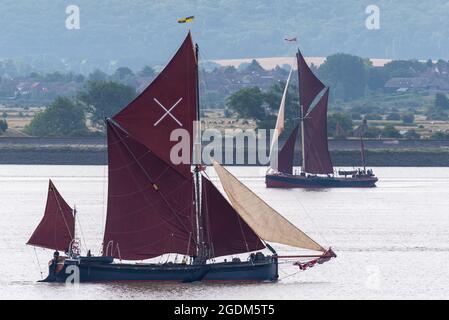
113 32 197 178
297 49 325 115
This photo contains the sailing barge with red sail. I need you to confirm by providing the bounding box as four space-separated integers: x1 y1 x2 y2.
266 49 378 188
27 33 335 283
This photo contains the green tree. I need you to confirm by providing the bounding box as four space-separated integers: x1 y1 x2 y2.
226 87 265 120
245 59 265 74
44 72 66 82
382 60 426 78
427 94 449 120
431 131 449 140
367 67 389 91
386 112 401 121
382 125 401 138
364 126 382 138
327 113 353 137
0 119 7 133
435 93 449 110
88 69 108 82
78 81 137 127
365 114 383 120
426 108 448 121
138 65 156 77
24 97 88 137
402 113 415 124
113 67 134 80
263 81 299 131
403 129 420 139
317 53 368 101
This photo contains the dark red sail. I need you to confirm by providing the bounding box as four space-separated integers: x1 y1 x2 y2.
27 180 75 251
103 121 196 260
278 124 299 174
297 49 325 114
303 88 333 174
113 32 197 178
202 177 265 257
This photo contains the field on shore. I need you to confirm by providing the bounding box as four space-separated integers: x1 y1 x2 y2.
2 106 449 140
0 106 43 137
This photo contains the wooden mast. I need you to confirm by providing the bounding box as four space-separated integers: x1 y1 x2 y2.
297 51 306 173
194 43 207 264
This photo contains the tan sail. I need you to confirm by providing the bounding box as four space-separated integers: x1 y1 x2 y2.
213 161 325 252
269 66 294 159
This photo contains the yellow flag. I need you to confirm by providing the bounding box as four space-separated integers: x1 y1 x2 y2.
178 16 195 23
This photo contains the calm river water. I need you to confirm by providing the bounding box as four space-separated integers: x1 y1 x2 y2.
0 165 448 299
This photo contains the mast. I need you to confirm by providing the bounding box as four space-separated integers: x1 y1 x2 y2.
73 204 77 240
297 51 306 173
300 104 306 173
194 43 207 264
360 134 366 172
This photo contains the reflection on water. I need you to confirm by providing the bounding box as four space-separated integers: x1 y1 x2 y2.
1 165 449 299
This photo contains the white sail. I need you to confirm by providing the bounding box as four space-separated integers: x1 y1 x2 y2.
269 66 294 163
213 161 325 252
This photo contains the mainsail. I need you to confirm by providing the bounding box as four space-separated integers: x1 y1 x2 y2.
102 121 196 260
213 161 325 252
296 49 333 174
27 180 75 251
303 89 333 174
113 32 197 178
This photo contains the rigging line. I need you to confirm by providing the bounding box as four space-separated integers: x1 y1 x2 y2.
32 247 44 280
292 195 330 246
76 211 88 252
279 270 300 281
108 120 196 244
108 150 152 172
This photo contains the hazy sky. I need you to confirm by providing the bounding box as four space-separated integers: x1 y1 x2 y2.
0 1 447 72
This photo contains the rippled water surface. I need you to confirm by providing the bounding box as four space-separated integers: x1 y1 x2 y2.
1 165 448 299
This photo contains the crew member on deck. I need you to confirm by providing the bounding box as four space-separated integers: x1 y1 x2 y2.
47 251 65 281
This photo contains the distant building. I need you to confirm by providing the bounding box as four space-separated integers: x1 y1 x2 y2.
385 76 449 93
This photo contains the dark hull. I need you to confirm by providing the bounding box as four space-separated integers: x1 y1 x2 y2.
43 256 278 283
266 173 378 188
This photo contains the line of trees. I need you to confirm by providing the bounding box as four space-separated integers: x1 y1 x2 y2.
427 93 449 120
226 82 449 140
24 81 137 136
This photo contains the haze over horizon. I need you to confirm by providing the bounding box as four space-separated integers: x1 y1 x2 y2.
1 1 448 73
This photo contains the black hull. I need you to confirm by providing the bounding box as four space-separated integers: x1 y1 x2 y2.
266 173 378 188
43 256 279 283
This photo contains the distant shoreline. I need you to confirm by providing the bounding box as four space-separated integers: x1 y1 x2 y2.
1 137 448 166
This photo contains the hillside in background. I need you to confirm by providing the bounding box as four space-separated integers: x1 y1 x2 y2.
1 1 449 73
